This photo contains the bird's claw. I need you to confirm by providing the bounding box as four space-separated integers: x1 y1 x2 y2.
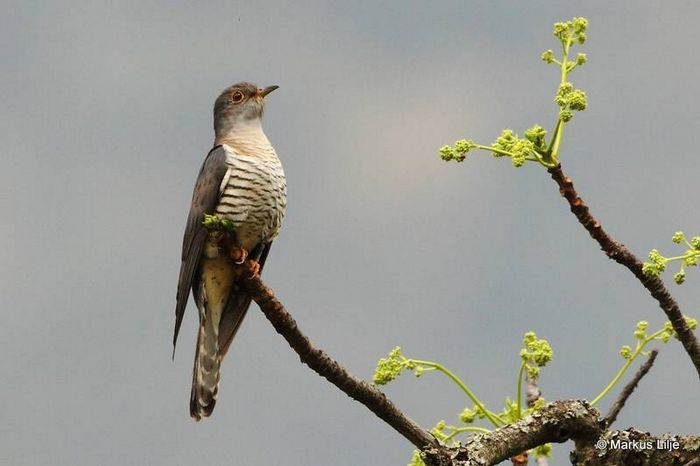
229 246 248 264
248 260 260 276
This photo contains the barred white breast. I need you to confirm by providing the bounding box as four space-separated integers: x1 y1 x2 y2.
215 144 287 252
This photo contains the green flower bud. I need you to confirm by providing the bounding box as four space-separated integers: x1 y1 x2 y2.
620 345 632 359
541 49 555 63
460 407 476 424
675 270 688 286
560 110 573 122
454 139 474 155
527 365 540 379
524 124 547 149
534 443 553 458
439 145 455 161
691 236 700 250
553 22 568 39
573 17 589 34
373 347 405 385
568 89 587 111
672 231 685 244
642 262 661 277
409 450 426 466
648 249 665 265
684 254 698 267
576 53 587 65
685 316 698 330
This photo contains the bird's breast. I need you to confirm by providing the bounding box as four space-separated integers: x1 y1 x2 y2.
214 145 286 251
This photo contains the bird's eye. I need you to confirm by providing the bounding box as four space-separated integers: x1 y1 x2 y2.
230 91 245 104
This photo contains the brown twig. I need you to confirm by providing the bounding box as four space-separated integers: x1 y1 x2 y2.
604 349 659 427
548 164 700 379
237 267 436 449
525 375 549 466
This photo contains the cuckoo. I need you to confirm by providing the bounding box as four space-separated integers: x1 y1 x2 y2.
174 82 286 420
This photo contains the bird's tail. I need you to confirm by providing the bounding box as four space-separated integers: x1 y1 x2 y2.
190 311 221 420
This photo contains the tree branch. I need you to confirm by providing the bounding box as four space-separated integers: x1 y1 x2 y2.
236 267 437 450
571 429 700 466
422 400 602 466
548 164 700 378
604 349 659 427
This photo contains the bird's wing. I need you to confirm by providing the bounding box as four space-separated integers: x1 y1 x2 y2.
174 145 229 354
217 241 273 358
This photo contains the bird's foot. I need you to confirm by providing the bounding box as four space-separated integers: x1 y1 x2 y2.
232 259 260 280
229 246 248 264
248 259 261 276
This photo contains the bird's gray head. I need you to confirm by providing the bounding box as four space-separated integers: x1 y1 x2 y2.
213 82 278 140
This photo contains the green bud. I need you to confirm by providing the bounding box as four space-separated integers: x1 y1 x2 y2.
642 262 661 277
577 32 587 44
534 443 553 458
684 254 698 267
620 345 632 359
560 110 573 122
373 347 405 385
672 231 685 244
573 17 589 34
568 89 587 111
553 22 568 39
460 407 476 424
691 237 700 250
439 145 455 161
673 270 685 285
524 124 547 149
408 450 426 466
454 139 474 155
541 49 555 63
576 53 587 65
685 316 698 331
527 365 540 379
648 249 665 265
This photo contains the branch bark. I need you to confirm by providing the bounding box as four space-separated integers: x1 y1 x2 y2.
548 164 700 379
236 267 437 449
571 429 700 466
421 400 602 466
604 349 658 427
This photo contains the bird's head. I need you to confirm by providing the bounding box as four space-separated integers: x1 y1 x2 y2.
213 82 278 139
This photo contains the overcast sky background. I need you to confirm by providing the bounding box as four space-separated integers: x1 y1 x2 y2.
2 1 699 465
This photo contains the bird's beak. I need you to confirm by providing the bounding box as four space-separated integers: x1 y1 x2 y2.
258 85 279 98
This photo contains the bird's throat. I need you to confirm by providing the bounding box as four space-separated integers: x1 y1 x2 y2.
214 120 273 157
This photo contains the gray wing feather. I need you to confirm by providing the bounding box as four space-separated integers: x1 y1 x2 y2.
173 146 229 354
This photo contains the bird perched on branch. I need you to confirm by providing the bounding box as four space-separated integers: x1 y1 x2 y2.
174 82 286 420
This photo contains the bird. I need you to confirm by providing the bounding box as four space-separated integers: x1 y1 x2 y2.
174 82 286 420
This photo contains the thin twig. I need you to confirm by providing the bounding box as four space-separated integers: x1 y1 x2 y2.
237 267 436 449
548 164 700 379
525 375 549 466
604 349 659 426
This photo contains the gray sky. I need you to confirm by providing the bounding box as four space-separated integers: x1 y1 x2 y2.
2 1 699 465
